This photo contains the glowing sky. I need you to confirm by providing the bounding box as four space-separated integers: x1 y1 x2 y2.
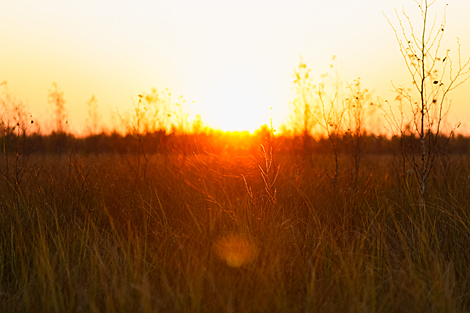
1 0 469 134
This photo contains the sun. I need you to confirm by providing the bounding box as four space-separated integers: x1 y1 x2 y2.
198 68 274 133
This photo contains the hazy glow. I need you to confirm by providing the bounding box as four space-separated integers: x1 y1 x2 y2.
200 67 273 132
213 234 258 267
0 0 469 133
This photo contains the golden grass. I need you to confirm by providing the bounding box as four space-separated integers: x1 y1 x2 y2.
1 150 470 312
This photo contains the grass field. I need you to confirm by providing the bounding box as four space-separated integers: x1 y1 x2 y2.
1 148 470 312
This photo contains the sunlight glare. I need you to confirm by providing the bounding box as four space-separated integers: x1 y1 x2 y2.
201 68 273 133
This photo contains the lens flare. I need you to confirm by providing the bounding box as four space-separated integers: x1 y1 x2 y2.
213 234 258 268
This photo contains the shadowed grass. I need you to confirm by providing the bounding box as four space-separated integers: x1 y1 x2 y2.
1 152 470 312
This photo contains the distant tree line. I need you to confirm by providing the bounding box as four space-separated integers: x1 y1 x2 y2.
1 126 470 156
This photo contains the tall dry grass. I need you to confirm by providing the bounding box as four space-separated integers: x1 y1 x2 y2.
1 150 470 312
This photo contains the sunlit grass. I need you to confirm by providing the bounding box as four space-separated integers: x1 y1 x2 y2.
1 150 470 312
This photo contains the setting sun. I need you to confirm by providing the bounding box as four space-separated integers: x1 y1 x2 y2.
199 67 273 133
1 1 469 133
3 1 470 311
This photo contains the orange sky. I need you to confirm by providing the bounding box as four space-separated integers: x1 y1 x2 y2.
1 0 469 135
